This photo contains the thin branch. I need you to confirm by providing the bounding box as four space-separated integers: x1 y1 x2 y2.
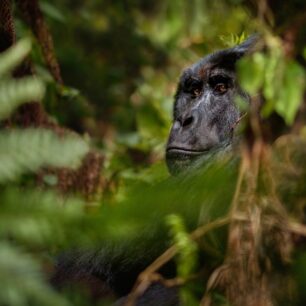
16 0 63 84
228 153 247 217
0 0 15 52
124 215 231 306
288 221 306 237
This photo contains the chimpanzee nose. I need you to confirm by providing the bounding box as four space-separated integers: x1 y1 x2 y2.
181 116 194 128
172 113 197 131
178 111 198 129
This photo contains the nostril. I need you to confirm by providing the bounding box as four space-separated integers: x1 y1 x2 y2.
182 116 194 127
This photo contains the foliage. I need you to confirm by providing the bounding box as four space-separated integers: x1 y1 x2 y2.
167 214 198 278
0 242 69 306
0 39 90 306
0 129 89 182
0 39 45 119
30 0 255 180
0 1 306 306
238 38 306 125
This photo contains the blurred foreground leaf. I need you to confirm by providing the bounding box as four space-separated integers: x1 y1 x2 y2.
275 61 305 125
0 129 89 183
0 39 31 77
0 188 84 247
0 78 45 120
0 242 70 306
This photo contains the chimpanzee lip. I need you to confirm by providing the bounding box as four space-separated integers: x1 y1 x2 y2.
166 147 210 156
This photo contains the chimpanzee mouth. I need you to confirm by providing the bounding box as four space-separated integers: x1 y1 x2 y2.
166 142 233 176
166 147 212 175
166 147 210 157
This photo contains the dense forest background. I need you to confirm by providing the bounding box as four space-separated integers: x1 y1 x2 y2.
0 0 306 305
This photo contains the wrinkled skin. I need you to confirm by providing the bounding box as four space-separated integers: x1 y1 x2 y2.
166 37 256 175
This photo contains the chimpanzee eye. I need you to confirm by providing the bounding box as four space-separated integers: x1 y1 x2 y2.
193 88 202 97
214 83 227 94
183 77 203 97
209 74 231 95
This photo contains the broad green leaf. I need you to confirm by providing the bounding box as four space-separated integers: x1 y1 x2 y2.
261 50 283 117
238 52 266 95
275 61 305 125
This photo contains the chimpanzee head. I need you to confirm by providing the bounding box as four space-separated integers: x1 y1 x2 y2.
166 36 257 175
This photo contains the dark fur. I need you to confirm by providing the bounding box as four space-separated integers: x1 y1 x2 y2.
53 36 257 305
166 36 256 175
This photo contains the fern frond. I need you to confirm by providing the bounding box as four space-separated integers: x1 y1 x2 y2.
0 77 45 120
0 39 32 77
0 242 70 306
0 188 85 247
0 129 89 183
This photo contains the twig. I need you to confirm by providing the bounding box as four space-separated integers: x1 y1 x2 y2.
288 221 306 237
124 215 232 306
228 152 247 218
201 156 247 306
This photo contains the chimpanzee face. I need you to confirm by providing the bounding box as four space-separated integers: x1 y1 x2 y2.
166 37 256 175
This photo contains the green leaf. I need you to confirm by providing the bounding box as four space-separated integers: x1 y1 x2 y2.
40 2 66 23
166 214 197 277
220 32 247 47
261 50 283 117
0 242 70 306
137 104 167 139
275 61 305 125
237 52 266 95
0 77 45 120
0 129 89 183
0 39 31 77
0 188 84 247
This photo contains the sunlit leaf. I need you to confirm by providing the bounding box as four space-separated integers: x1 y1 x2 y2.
237 52 265 95
261 49 283 117
275 61 305 125
166 214 198 277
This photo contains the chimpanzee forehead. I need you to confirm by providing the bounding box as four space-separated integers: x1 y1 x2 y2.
180 60 235 85
192 49 239 74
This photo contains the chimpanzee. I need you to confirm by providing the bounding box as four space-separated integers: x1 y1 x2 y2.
52 36 257 306
166 36 257 175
